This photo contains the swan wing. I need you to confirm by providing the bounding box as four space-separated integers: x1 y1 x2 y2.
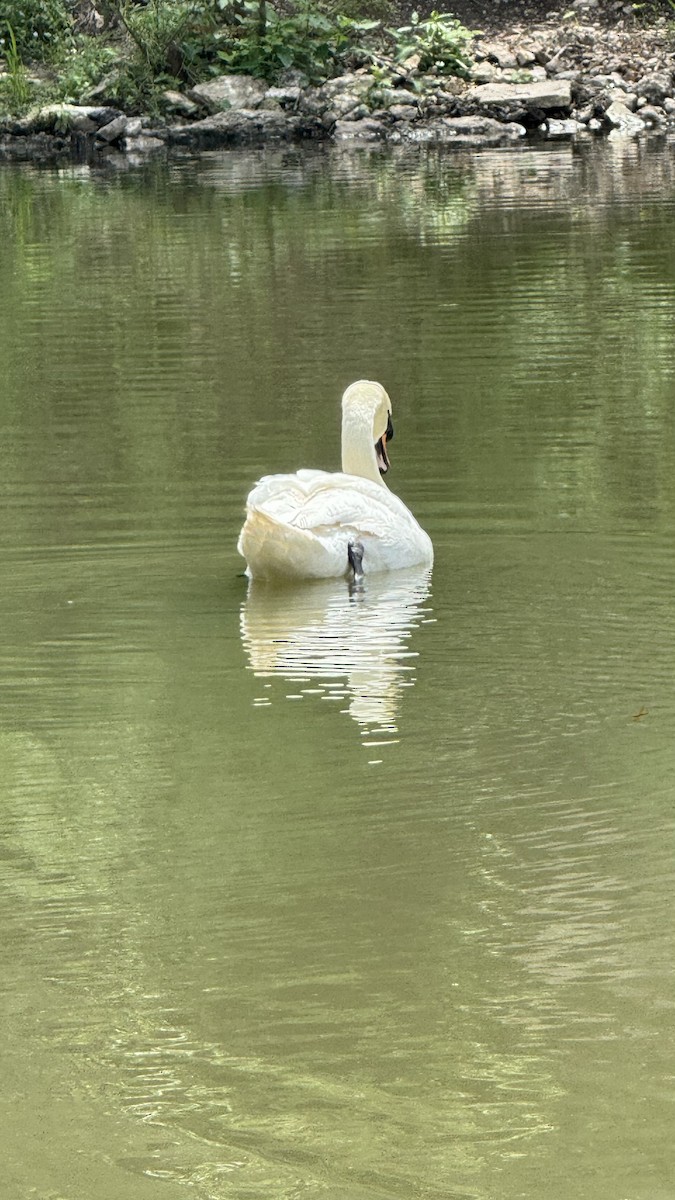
239 470 432 579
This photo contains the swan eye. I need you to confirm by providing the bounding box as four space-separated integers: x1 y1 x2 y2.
386 415 394 443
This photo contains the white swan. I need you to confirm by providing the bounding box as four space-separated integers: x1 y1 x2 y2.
237 380 433 581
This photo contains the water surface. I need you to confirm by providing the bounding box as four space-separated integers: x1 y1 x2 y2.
2 138 675 1199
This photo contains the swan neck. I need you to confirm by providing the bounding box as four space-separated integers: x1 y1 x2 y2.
341 406 384 485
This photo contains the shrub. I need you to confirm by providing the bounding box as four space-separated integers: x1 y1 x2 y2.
55 37 120 102
388 10 474 76
216 0 380 82
0 0 73 60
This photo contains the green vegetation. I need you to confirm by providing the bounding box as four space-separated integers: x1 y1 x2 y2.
1 0 73 60
0 0 476 115
1 24 31 107
389 9 474 75
215 1 382 83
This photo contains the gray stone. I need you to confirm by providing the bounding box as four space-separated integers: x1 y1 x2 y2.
339 104 370 122
381 87 418 107
605 100 646 133
264 85 302 109
469 63 499 84
28 103 118 133
160 89 200 118
389 104 419 121
166 108 318 146
663 97 675 115
122 134 164 154
634 72 673 105
545 118 585 137
298 87 325 117
333 117 385 141
188 74 267 113
639 105 667 126
468 79 572 111
95 115 128 143
327 92 367 118
390 114 526 146
320 73 372 101
479 40 518 69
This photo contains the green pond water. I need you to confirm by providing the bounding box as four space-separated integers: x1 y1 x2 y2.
2 139 675 1200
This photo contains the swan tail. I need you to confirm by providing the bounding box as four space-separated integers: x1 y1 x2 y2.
238 508 343 580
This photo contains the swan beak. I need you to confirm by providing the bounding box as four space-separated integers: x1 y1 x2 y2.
376 433 390 475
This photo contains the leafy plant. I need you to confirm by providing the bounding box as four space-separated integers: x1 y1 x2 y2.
216 0 380 82
0 24 32 110
0 0 72 61
111 0 197 75
55 38 120 103
388 10 474 77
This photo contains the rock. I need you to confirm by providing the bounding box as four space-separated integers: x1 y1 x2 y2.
42 104 93 133
26 103 116 133
333 117 385 141
264 85 302 109
188 74 268 113
326 92 367 119
530 42 550 66
166 109 319 147
73 1 105 35
381 87 419 107
545 117 585 136
604 99 646 133
390 114 526 146
479 40 519 69
639 104 667 126
339 104 370 122
468 79 572 111
122 134 164 154
664 97 675 115
389 104 419 121
0 131 72 160
634 72 673 105
320 73 372 101
160 90 199 118
298 87 325 117
469 63 499 84
95 115 128 143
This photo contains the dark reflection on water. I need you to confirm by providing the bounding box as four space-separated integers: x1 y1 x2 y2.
2 140 675 1200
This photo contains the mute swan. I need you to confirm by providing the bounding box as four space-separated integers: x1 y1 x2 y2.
237 380 433 581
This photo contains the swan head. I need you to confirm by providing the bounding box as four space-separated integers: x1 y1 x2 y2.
341 380 395 484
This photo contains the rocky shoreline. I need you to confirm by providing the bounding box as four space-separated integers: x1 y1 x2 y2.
2 11 675 161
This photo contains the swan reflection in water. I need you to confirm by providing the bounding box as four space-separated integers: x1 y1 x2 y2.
240 566 433 748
